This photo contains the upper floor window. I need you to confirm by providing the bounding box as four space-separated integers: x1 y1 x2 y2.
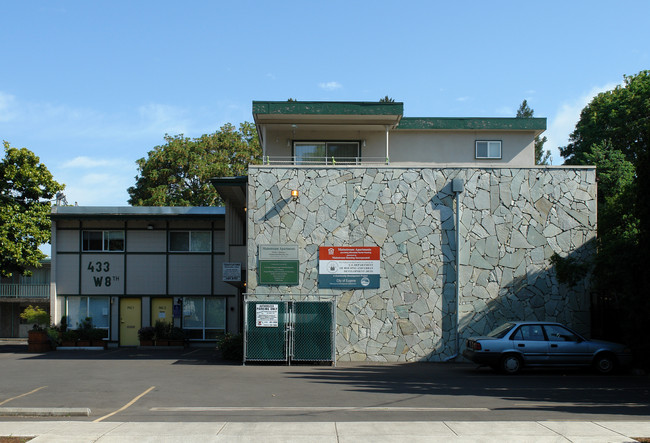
169 231 211 252
82 231 124 252
294 141 360 165
475 140 502 159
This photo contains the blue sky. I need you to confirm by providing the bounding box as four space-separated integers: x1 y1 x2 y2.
1 1 649 206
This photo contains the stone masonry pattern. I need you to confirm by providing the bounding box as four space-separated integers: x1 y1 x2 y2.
247 166 596 362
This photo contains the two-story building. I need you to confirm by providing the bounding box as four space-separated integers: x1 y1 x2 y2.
49 207 242 346
234 101 596 363
50 101 596 361
0 261 51 337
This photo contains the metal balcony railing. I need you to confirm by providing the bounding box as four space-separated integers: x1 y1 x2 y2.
0 284 50 298
262 156 390 166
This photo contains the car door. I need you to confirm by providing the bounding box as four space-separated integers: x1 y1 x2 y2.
511 324 549 364
543 324 592 365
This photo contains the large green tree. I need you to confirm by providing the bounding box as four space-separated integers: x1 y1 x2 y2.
0 141 64 277
516 99 551 165
128 122 261 206
559 71 650 362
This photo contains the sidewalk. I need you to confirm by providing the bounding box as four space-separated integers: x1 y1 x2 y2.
2 420 650 442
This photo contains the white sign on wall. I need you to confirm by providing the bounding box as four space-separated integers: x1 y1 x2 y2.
255 304 279 327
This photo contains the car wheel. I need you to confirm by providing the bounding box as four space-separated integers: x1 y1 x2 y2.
500 354 522 374
593 353 616 374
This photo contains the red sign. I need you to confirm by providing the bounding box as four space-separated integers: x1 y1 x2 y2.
319 247 380 261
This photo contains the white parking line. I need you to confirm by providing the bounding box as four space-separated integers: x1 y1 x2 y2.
151 406 490 412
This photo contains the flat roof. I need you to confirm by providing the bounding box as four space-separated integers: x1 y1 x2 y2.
397 117 547 133
252 101 404 127
51 206 225 220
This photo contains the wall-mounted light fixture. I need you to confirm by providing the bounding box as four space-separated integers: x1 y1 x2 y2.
362 139 367 148
147 224 154 230
291 190 299 200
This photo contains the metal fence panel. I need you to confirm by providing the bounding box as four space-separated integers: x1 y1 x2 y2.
292 301 333 361
245 301 287 361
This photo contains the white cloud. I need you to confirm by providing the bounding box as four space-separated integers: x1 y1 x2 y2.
456 96 470 102
545 82 620 164
61 156 131 169
60 168 135 206
0 92 18 123
319 81 342 91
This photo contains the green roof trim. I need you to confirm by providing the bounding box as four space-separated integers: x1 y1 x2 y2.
397 117 546 131
253 101 404 116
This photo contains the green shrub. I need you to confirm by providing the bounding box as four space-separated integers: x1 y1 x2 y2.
20 305 50 331
217 333 243 362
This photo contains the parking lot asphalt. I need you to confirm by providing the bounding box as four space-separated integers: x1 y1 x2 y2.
1 344 649 424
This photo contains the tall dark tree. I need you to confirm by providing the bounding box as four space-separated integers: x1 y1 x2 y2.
0 141 64 277
128 122 261 206
560 71 650 364
516 99 551 165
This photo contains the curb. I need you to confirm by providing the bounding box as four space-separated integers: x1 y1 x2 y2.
0 407 91 416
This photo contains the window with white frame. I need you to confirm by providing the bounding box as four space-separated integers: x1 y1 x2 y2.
475 140 502 159
82 231 124 252
294 141 360 164
66 296 110 334
182 297 226 340
169 231 211 252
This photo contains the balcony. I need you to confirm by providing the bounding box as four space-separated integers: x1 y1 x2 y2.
0 284 50 299
262 156 390 166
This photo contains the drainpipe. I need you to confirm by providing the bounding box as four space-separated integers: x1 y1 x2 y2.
261 125 266 164
445 178 464 361
385 125 390 164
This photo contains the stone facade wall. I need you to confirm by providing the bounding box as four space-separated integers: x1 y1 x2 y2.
247 166 596 362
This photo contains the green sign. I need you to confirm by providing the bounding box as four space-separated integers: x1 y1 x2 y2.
259 260 299 285
258 245 299 285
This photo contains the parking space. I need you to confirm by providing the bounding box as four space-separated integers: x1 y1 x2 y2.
1 345 649 422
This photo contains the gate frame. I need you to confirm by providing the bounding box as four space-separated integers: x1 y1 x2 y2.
243 293 337 366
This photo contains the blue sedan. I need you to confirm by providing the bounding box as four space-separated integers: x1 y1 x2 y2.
462 321 633 374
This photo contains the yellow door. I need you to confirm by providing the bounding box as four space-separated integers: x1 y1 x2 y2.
120 298 141 346
151 298 173 326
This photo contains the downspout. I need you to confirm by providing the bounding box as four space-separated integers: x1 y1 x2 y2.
445 178 464 361
261 124 266 164
385 125 390 164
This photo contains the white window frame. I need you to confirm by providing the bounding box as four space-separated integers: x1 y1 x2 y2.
169 231 212 252
181 296 227 340
475 140 502 160
82 230 125 252
65 296 110 332
293 141 360 165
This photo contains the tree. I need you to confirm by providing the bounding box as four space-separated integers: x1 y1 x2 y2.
128 122 262 206
516 99 551 165
559 71 650 365
0 141 64 277
379 96 395 103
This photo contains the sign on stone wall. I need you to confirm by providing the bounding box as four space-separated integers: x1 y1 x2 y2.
258 245 299 285
318 246 380 289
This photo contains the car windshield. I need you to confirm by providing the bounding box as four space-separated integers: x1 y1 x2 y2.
487 322 516 338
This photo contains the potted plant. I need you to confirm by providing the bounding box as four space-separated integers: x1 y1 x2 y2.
138 326 155 346
168 326 186 347
154 320 170 346
75 317 93 347
20 305 51 352
89 327 107 349
60 329 79 347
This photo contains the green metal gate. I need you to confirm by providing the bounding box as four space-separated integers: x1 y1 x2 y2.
244 300 335 364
